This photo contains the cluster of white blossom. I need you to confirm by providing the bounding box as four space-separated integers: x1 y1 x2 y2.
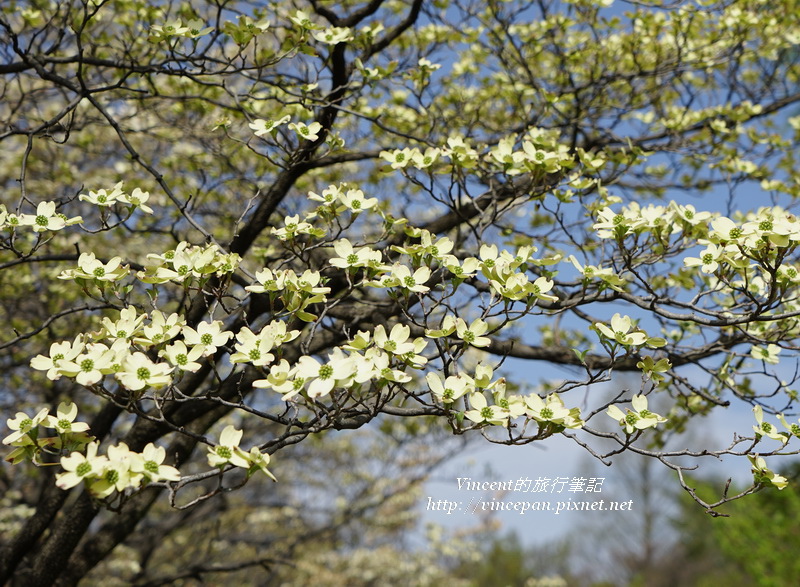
0 202 81 232
0 183 154 235
29 309 234 390
3 403 275 496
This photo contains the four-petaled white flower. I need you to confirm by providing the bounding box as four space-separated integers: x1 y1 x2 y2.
116 352 173 391
330 239 382 270
289 121 323 141
3 408 50 445
20 201 66 232
134 443 181 483
455 318 491 348
749 454 788 490
208 425 250 468
160 340 205 372
90 442 137 498
30 337 85 380
373 324 415 355
750 343 781 365
752 405 788 443
389 264 431 293
525 394 571 426
594 313 647 346
606 394 667 434
59 252 129 282
45 402 90 436
684 244 727 274
150 19 190 37
57 441 107 490
294 353 355 398
79 183 124 206
59 343 118 386
181 321 233 356
249 115 290 137
426 372 473 404
380 148 415 169
339 188 378 212
312 26 353 44
464 393 508 427
118 187 154 214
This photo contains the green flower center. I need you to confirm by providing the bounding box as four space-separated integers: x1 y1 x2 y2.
57 418 71 431
480 406 494 419
137 367 150 380
318 364 334 380
351 200 361 209
463 331 475 343
613 214 625 226
443 388 454 399
685 210 694 219
347 253 359 264
639 409 653 418
384 340 397 352
702 253 714 264
81 359 94 372
145 460 160 474
403 276 416 288
791 424 800 436
540 407 554 420
97 194 107 203
625 413 639 426
762 422 773 433
76 461 92 477
19 418 32 431
293 378 305 390
729 227 743 239
94 267 106 277
216 446 232 459
201 333 213 345
105 469 119 484
249 349 261 361
53 353 65 361
35 215 49 226
759 220 773 231
176 353 188 366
